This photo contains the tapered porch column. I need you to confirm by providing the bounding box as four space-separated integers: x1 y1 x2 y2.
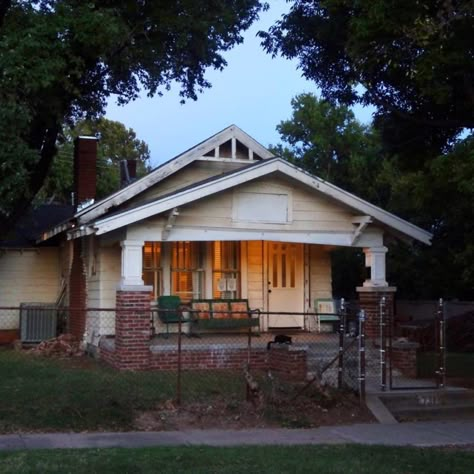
357 246 396 339
120 239 145 286
362 246 388 287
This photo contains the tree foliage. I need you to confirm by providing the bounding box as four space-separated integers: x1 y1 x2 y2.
0 0 265 234
273 93 474 299
261 1 474 165
39 118 151 204
270 93 394 206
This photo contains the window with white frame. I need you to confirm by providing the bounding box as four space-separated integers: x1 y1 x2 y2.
171 242 205 302
212 241 240 299
143 242 162 298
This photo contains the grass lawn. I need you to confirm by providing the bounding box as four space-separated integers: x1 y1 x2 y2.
0 350 244 432
417 352 474 378
0 445 473 474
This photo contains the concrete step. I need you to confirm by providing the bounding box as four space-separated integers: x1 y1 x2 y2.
379 389 474 421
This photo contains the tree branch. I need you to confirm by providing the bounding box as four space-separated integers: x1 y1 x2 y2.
0 123 61 236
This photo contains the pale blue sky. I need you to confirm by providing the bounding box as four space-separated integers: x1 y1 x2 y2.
106 1 373 168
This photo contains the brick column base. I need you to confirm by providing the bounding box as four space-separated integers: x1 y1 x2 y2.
392 341 419 378
268 345 307 381
114 287 152 370
357 286 396 340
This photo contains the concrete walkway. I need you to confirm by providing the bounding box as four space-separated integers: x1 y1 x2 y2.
1 421 474 451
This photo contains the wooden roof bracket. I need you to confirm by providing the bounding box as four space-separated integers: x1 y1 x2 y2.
162 207 180 241
351 216 373 245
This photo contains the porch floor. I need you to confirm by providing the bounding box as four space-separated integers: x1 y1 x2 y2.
149 332 338 352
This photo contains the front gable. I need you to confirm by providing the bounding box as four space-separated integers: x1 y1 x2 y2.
75 125 274 225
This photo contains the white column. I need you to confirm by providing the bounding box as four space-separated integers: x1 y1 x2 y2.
119 239 145 287
363 246 388 287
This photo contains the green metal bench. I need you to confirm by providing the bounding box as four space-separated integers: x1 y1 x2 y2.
190 299 260 332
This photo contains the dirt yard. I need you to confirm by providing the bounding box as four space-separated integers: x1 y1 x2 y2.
134 389 375 431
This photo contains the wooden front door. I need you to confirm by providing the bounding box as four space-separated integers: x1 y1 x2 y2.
267 242 304 328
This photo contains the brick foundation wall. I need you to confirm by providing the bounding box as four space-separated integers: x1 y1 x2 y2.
0 329 20 345
101 338 307 379
100 343 117 367
357 287 396 339
149 348 268 371
392 342 419 378
69 239 87 340
114 290 151 370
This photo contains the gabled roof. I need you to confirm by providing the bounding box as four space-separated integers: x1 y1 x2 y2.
74 124 274 224
89 157 432 245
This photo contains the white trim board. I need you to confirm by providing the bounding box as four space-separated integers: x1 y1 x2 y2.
91 158 432 245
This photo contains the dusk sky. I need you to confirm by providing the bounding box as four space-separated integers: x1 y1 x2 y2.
105 1 374 168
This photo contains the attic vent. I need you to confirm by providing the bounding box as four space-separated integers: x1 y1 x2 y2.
20 303 57 343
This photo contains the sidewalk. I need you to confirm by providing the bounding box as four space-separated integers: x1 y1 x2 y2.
1 421 474 451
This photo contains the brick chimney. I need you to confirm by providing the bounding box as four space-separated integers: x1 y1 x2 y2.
74 136 98 210
120 159 137 188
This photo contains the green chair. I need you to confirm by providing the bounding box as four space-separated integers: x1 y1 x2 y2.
157 295 182 338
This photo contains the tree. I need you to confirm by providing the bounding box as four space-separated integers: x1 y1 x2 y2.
39 118 152 204
261 1 474 165
386 135 474 300
270 93 389 204
0 0 265 235
273 93 474 299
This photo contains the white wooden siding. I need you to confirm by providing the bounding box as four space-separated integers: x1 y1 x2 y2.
86 241 120 338
309 245 333 305
0 248 60 329
131 161 245 206
165 176 357 234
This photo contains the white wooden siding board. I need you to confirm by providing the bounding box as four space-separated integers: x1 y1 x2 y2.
0 249 60 328
94 158 430 244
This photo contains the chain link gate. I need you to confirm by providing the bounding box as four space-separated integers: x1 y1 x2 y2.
381 297 446 390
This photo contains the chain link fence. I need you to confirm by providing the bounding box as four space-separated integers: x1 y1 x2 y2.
0 303 367 431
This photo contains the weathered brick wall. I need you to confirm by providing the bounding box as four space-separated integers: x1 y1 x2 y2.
357 288 396 339
100 343 117 367
148 347 268 371
69 239 87 340
74 137 97 206
392 342 419 378
114 290 151 370
268 345 308 381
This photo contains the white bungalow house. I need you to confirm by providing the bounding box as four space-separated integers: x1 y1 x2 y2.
2 125 432 356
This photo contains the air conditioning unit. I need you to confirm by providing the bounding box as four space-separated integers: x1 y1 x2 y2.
20 303 57 343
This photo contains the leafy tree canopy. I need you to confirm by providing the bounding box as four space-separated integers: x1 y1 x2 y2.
270 93 386 200
261 1 474 165
39 117 151 204
273 93 474 299
0 0 265 234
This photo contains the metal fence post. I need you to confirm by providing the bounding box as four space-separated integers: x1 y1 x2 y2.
177 308 182 406
338 298 346 389
437 298 446 389
380 296 387 391
359 309 366 402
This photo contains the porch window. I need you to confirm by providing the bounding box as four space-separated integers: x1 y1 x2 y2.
143 242 162 298
171 242 204 302
213 241 240 299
